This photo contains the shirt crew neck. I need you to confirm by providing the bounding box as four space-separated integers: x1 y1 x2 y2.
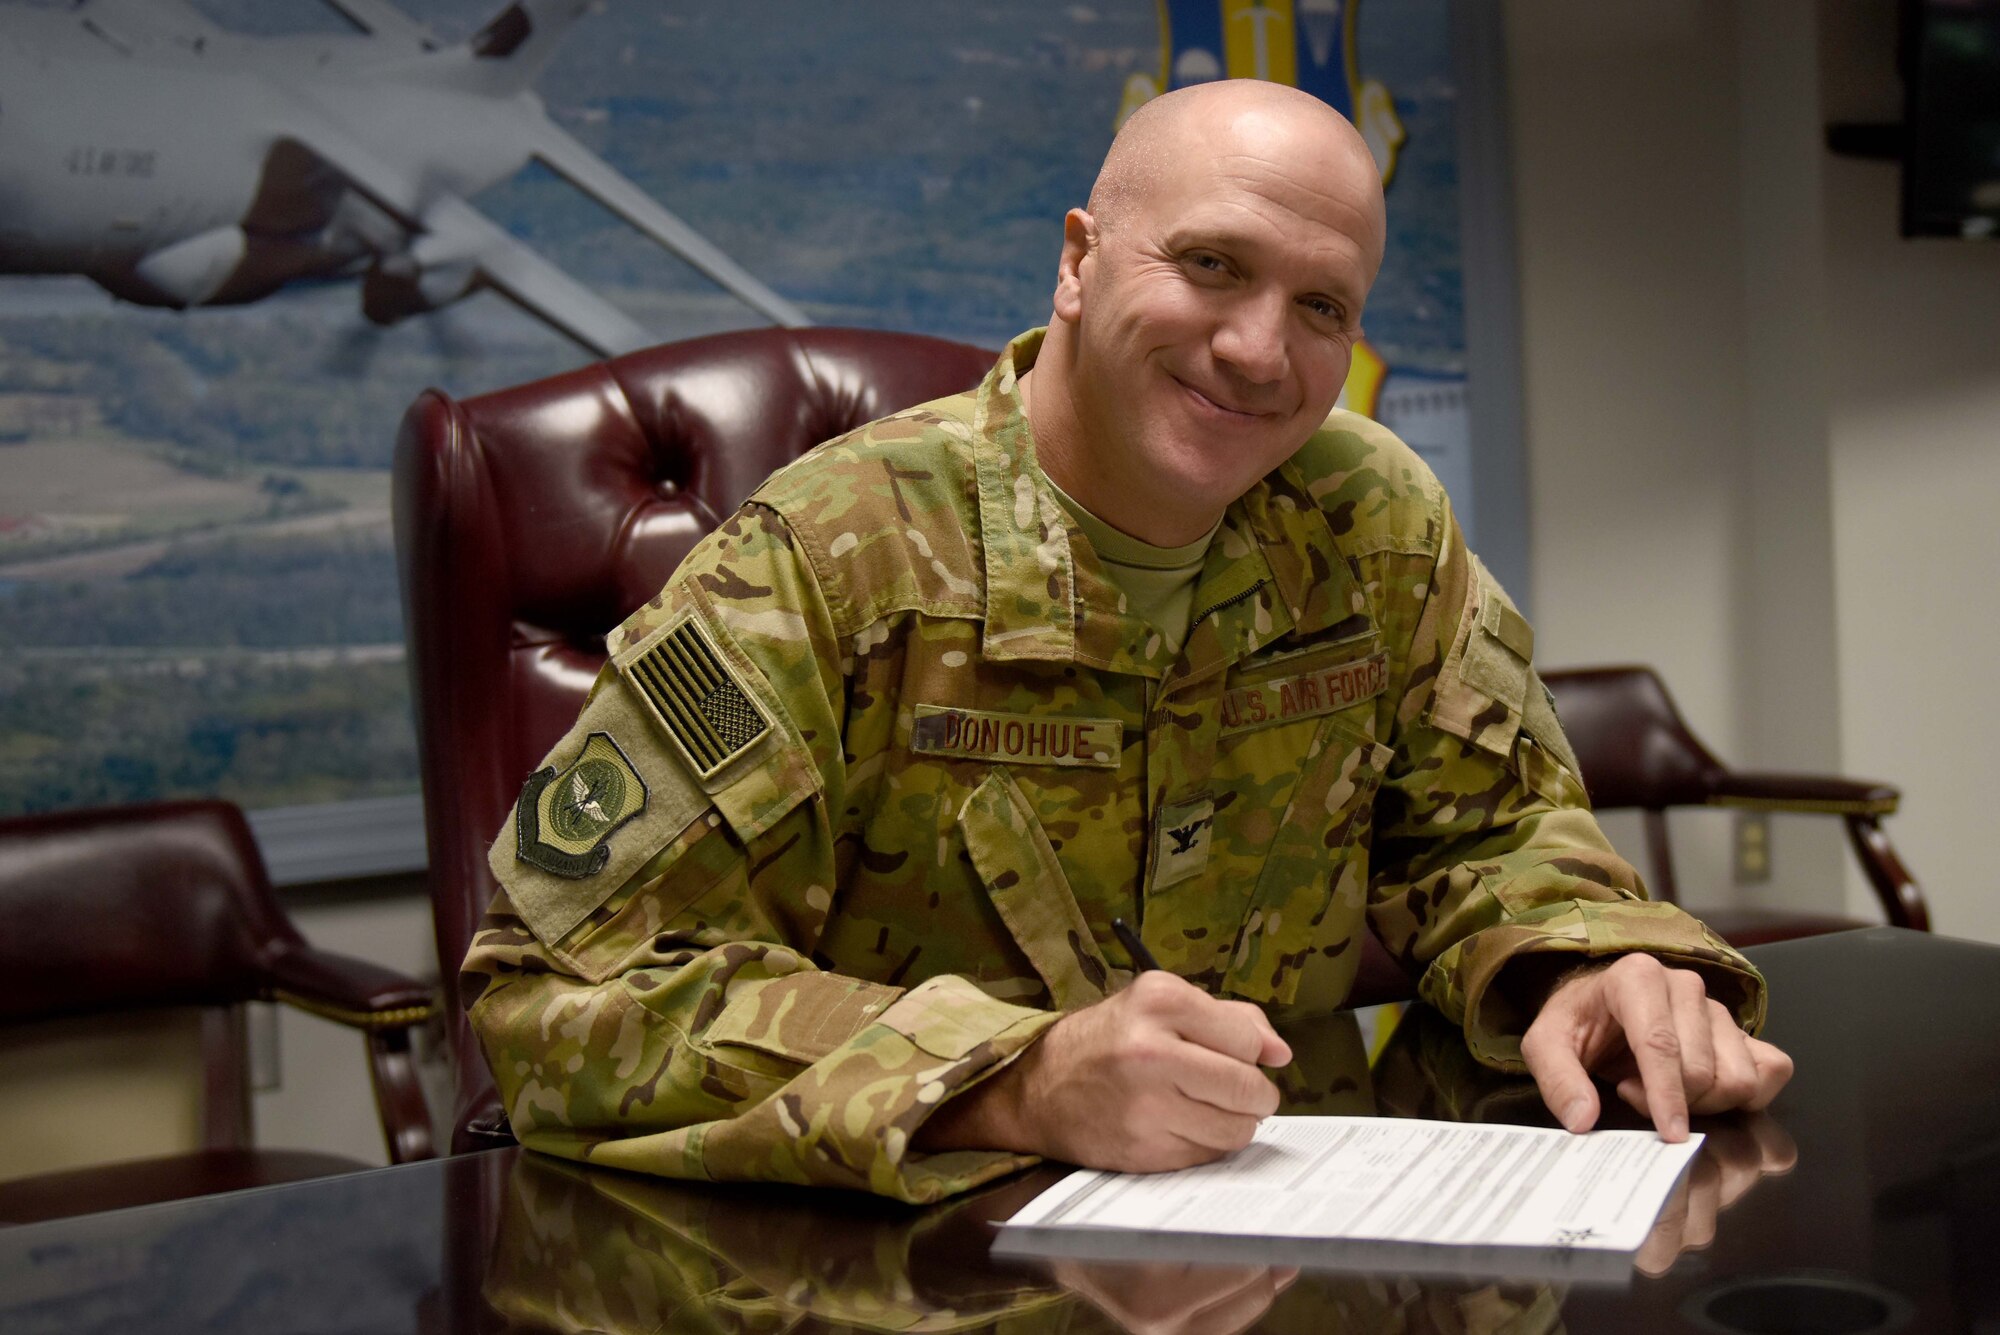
1039 469 1218 655
1039 471 1220 571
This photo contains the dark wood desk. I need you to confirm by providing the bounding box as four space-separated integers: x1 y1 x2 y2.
3 928 1996 1334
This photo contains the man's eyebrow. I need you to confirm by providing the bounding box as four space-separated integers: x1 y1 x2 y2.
1160 224 1243 252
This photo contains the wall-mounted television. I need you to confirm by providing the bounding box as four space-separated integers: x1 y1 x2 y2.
1903 0 2000 238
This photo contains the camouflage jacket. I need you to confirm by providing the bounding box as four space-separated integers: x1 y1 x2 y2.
463 329 1766 1203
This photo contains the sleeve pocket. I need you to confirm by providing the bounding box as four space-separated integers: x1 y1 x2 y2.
1427 557 1533 761
489 673 714 951
700 971 901 1066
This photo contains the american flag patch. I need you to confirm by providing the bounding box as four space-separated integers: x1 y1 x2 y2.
622 620 771 779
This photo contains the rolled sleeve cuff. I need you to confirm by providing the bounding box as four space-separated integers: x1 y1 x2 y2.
1420 899 1769 1072
692 974 1060 1202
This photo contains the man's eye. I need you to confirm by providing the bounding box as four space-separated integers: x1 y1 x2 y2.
1303 297 1341 320
1187 253 1227 273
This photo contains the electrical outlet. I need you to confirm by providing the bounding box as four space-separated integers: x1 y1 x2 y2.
1735 811 1772 883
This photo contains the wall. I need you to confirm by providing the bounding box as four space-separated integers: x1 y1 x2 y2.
1503 2 1751 897
1732 2 1850 915
0 1010 207 1179
1818 4 2000 937
1503 0 1997 937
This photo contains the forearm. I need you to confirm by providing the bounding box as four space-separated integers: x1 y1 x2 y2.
467 905 1057 1199
1369 499 1765 1065
1368 812 1765 1068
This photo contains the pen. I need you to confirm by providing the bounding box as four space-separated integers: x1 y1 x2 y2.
1112 917 1161 973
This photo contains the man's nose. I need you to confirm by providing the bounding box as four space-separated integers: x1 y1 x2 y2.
1210 291 1288 387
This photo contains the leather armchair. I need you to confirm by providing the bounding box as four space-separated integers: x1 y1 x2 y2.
1543 665 1928 946
0 799 435 1224
394 328 999 1150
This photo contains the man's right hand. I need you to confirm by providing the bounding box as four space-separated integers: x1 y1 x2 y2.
914 971 1292 1172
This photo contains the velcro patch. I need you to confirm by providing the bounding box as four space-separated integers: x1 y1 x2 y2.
1484 594 1535 661
911 705 1122 768
619 619 772 780
1220 651 1388 737
515 732 648 879
1149 794 1215 891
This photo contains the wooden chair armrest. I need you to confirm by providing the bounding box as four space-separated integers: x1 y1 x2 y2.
1706 772 1899 816
262 946 438 1162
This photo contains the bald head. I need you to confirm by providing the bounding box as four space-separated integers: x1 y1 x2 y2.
1087 80 1384 268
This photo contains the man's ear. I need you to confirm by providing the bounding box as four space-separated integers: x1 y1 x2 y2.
1052 208 1097 324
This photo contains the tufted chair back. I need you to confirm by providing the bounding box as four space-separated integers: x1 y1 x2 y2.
393 328 997 1148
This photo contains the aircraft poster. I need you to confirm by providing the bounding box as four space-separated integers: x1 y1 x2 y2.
0 0 1473 834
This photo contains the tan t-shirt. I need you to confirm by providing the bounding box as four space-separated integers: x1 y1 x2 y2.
1042 471 1219 656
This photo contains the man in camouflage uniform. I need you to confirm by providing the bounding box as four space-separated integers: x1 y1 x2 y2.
462 80 1792 1202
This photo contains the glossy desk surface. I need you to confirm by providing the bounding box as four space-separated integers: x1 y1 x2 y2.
4 927 1997 1334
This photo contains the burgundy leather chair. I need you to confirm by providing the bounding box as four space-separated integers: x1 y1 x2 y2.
0 800 435 1224
394 327 1416 1153
1543 665 1928 946
396 328 998 1151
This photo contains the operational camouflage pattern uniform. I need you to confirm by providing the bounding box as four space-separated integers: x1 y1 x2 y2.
462 329 1767 1203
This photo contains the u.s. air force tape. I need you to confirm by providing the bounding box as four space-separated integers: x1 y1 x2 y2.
911 705 1123 768
1219 650 1389 737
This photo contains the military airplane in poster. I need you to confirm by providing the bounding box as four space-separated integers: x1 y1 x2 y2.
0 0 809 356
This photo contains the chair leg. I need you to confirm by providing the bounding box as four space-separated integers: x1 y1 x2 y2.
367 1027 438 1164
200 1006 253 1150
1844 815 1929 932
1643 810 1679 904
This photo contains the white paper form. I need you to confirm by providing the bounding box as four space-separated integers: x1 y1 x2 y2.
994 1117 1703 1282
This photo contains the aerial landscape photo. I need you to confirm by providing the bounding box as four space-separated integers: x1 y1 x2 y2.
0 0 1463 817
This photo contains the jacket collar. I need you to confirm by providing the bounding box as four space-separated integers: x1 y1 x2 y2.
971 329 1369 681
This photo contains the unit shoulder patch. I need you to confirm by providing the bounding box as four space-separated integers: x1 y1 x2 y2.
514 732 648 879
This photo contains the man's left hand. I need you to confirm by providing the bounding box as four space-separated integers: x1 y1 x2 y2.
1520 953 1793 1140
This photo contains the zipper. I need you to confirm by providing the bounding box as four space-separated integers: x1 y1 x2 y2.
1190 580 1265 627
1147 580 1271 727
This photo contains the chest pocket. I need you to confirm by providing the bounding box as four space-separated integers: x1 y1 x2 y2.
1218 634 1389 740
1216 711 1394 1006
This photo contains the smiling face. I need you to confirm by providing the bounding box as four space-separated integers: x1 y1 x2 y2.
1032 84 1386 546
